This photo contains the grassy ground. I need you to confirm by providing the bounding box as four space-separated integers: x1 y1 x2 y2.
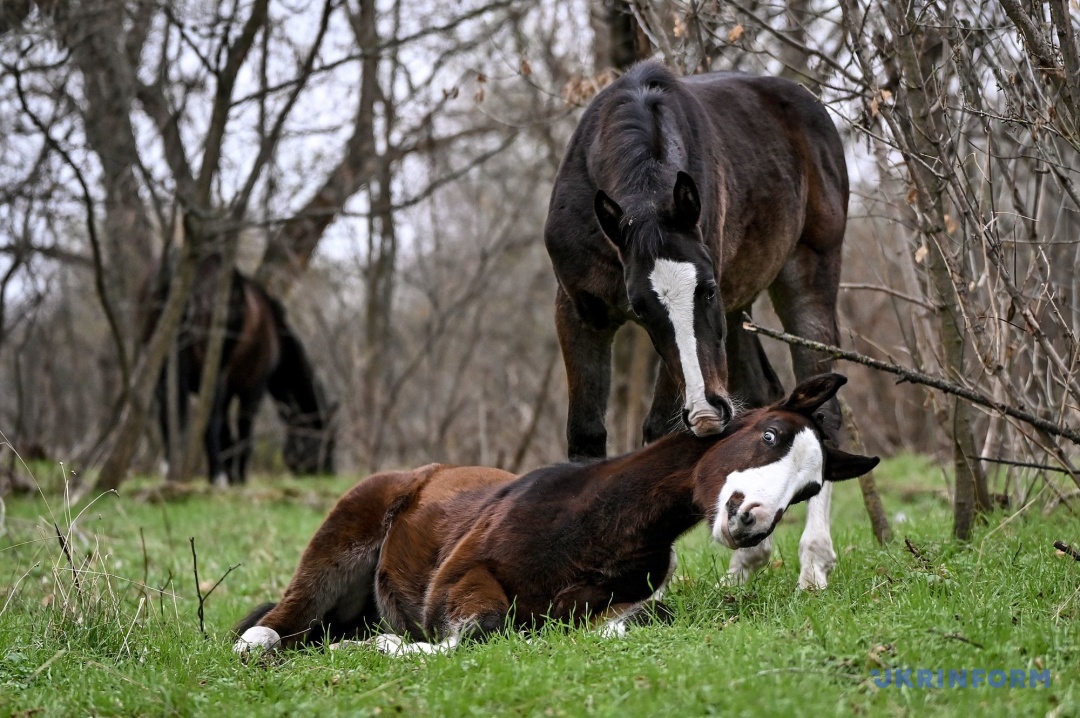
1 455 1078 717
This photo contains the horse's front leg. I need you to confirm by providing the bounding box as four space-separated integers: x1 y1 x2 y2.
642 366 682 445
726 536 773 586
798 481 835 589
770 245 843 588
233 389 264 485
556 286 619 461
204 382 231 488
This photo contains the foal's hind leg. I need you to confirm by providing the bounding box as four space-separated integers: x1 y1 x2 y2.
769 244 843 589
234 473 405 653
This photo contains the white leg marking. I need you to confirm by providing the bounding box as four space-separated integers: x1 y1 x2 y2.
233 626 281 654
598 549 677 639
159 460 170 477
725 535 773 585
354 632 461 657
798 480 835 590
213 472 229 489
599 618 629 639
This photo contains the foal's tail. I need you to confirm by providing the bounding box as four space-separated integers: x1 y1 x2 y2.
233 602 276 636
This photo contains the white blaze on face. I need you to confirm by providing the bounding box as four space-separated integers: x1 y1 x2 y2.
649 258 712 425
712 427 824 548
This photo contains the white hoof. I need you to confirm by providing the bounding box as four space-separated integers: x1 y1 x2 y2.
598 619 628 639
797 538 837 590
234 626 281 654
725 536 773 586
373 633 406 655
329 640 365 651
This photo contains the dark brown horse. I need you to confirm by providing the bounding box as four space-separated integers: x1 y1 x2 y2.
233 374 877 656
543 61 850 587
146 254 335 485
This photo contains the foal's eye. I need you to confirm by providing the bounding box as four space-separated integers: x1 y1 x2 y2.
762 429 777 445
700 284 717 302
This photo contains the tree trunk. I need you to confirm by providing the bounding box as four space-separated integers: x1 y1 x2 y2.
885 1 990 539
97 240 199 490
175 238 240 483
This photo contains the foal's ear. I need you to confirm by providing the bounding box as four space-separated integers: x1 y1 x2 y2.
824 442 879 482
780 373 847 415
594 190 627 255
672 171 701 228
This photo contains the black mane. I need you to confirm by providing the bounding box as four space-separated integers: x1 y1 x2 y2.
595 62 690 258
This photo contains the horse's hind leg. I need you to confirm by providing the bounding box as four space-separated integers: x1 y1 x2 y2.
234 473 406 653
769 243 843 589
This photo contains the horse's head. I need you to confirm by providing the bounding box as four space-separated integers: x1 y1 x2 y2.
282 403 337 476
595 171 731 437
693 374 878 549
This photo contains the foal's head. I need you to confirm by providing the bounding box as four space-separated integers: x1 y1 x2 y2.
693 374 878 549
595 172 731 437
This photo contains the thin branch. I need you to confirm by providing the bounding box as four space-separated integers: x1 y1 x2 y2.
8 59 130 389
741 319 1080 451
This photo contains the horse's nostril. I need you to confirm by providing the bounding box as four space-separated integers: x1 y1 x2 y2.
739 511 755 527
706 394 733 424
681 408 691 427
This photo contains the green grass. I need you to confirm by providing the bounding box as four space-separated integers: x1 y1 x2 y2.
1 456 1078 717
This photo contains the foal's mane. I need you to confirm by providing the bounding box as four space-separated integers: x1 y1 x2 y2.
597 61 689 259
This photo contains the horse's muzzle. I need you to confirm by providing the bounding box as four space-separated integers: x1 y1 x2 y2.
683 395 732 436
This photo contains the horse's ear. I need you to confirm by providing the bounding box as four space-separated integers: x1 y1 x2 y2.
672 171 701 228
780 373 847 415
823 442 879 482
594 190 627 255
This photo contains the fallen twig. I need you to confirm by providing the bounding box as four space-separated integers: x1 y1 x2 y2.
933 630 984 649
904 537 932 570
53 522 81 593
189 536 240 638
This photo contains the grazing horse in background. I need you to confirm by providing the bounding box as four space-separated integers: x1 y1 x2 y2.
145 253 335 486
233 375 877 656
544 61 851 588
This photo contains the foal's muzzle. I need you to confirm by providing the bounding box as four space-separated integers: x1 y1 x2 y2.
719 501 783 549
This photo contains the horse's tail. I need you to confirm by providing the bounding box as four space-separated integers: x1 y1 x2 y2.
233 602 277 637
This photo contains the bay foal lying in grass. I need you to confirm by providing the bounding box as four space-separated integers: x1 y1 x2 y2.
234 374 877 656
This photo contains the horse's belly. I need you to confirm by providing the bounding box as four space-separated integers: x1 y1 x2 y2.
719 233 801 310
